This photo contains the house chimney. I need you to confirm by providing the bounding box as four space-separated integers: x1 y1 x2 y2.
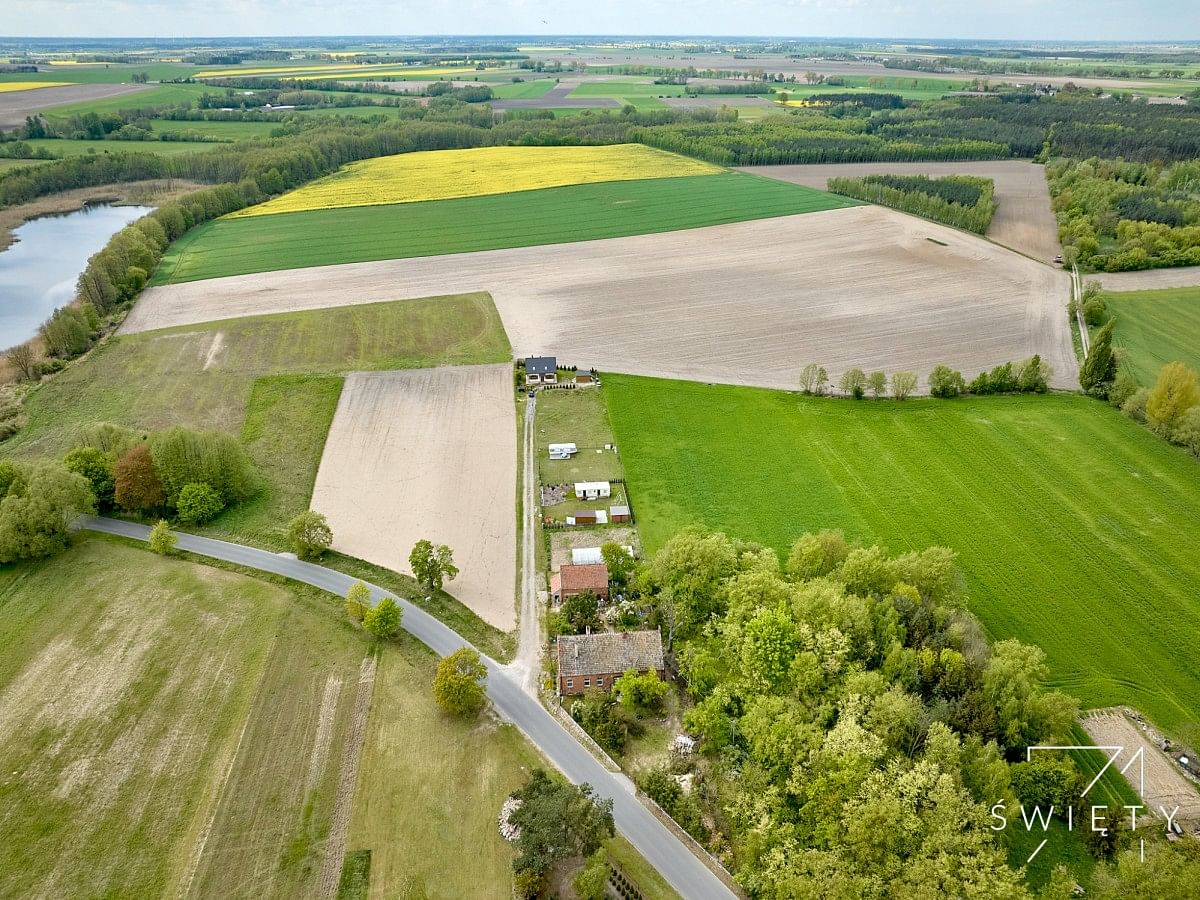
585 625 591 635
574 643 579 659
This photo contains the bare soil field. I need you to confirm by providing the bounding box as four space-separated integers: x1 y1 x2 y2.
0 83 150 128
663 96 774 110
129 206 1076 392
744 160 1062 263
311 365 518 629
1081 711 1200 824
1096 266 1200 292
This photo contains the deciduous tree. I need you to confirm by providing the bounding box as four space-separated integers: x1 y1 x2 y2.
287 510 332 559
148 519 177 555
363 596 402 639
433 647 487 716
409 539 459 593
345 581 371 621
114 442 163 512
1146 361 1200 434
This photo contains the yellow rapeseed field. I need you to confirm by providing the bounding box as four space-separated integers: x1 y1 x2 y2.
197 63 474 80
228 144 724 218
0 82 72 93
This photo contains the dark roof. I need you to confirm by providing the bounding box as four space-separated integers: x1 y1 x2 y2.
526 356 556 375
557 630 665 678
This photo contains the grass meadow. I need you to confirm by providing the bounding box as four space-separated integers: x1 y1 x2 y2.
153 172 854 283
38 83 216 117
0 537 367 898
21 137 224 157
1099 286 1200 385
604 375 1200 734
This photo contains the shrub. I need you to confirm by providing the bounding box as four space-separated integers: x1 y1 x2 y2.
148 519 177 554
614 668 669 715
64 446 115 509
839 367 867 399
433 647 488 716
75 422 141 456
1173 406 1200 456
175 482 225 524
150 426 259 507
114 442 164 511
1121 387 1150 423
573 849 610 900
287 510 332 559
0 460 25 498
891 371 918 400
1082 297 1107 326
928 365 965 398
561 589 602 633
1146 362 1200 435
345 581 371 621
363 596 403 639
1108 370 1140 409
0 463 94 563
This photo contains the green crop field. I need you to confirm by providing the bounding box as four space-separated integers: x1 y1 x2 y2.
604 375 1200 734
0 537 366 898
0 63 198 85
1099 286 1200 385
491 78 558 99
153 172 855 284
20 137 223 158
569 81 688 97
40 83 214 117
149 118 283 140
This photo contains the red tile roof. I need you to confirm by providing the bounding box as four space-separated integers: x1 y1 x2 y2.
557 563 609 593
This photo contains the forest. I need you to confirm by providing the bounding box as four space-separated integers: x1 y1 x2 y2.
827 173 997 233
623 526 1200 898
1050 157 1200 270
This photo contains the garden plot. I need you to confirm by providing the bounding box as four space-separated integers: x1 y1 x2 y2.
310 365 517 630
130 205 1076 392
744 159 1063 263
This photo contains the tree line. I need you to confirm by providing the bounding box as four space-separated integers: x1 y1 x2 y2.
828 173 998 234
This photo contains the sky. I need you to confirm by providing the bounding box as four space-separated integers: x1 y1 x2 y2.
3 0 1198 43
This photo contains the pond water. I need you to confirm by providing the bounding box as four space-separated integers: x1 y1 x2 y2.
0 203 153 348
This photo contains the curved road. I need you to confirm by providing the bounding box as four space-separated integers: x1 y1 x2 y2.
81 517 735 900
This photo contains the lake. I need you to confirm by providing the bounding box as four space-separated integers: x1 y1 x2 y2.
0 203 153 349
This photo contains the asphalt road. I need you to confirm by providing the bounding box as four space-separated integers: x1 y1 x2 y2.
81 516 736 900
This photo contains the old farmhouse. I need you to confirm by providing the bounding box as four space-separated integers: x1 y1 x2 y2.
556 629 666 696
551 562 610 604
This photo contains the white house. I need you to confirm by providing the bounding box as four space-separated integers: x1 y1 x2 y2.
525 357 557 385
574 481 611 501
549 442 578 460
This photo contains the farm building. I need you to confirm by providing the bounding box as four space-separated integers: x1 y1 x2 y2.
571 545 635 566
574 481 611 500
526 356 558 385
556 629 666 696
610 505 631 523
567 510 608 526
550 563 610 604
549 442 578 460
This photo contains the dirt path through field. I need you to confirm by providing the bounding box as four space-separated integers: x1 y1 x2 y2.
128 206 1076 392
1081 710 1200 824
743 160 1062 263
315 655 376 900
509 395 541 694
311 365 518 629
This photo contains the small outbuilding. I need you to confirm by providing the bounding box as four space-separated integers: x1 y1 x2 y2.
525 356 557 385
571 545 634 566
567 510 607 526
548 442 577 460
550 563 610 604
609 504 631 523
556 629 666 696
574 481 611 501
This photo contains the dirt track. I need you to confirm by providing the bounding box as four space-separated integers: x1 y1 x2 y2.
1081 711 1200 824
745 160 1062 264
128 206 1076 392
311 366 517 630
1096 266 1200 292
0 83 151 129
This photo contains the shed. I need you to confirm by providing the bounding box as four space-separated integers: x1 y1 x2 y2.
549 442 577 459
567 510 607 526
609 505 631 523
574 481 611 500
556 629 665 696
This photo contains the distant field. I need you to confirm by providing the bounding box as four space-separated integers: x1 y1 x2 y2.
39 83 213 117
153 172 842 283
20 137 222 157
569 80 688 97
0 538 365 899
0 81 71 93
490 78 559 99
149 118 282 140
1099 287 1200 384
229 144 722 217
0 63 197 84
605 375 1200 734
